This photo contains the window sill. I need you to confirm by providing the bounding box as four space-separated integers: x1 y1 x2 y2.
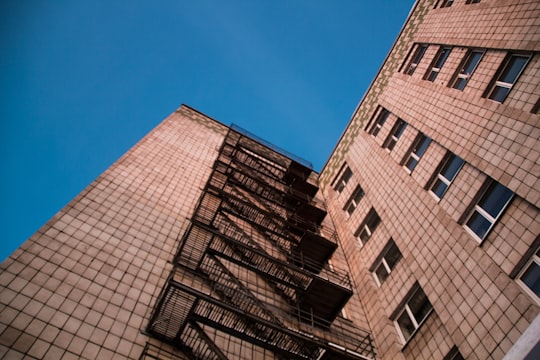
399 309 434 351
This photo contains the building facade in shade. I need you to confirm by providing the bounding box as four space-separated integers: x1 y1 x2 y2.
0 0 539 359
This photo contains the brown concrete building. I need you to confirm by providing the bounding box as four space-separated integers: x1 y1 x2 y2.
1 0 539 359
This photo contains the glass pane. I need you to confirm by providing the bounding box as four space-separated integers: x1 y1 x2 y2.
489 85 510 102
406 157 418 171
500 56 528 83
367 212 381 230
342 168 353 183
385 244 402 269
415 137 431 157
463 51 483 74
395 121 407 138
453 77 467 90
466 211 492 240
521 262 540 297
441 155 464 181
375 264 390 284
387 138 397 150
408 290 432 324
431 179 448 198
397 311 415 341
479 182 513 218
359 229 370 242
428 70 439 81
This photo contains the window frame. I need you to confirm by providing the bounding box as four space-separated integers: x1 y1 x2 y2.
465 0 480 4
485 53 532 103
334 166 353 194
403 44 428 75
516 248 540 305
463 180 513 243
393 285 433 344
344 185 365 216
449 49 484 90
428 152 465 200
403 133 431 173
372 239 402 287
438 0 454 8
355 207 381 245
383 119 407 151
424 46 452 82
368 107 390 137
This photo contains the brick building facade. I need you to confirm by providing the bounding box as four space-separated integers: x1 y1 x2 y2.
1 0 539 359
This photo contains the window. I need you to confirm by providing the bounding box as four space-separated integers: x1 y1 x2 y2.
450 50 484 90
517 248 540 303
465 180 513 242
485 53 531 103
444 346 465 360
368 108 390 137
429 152 464 199
334 166 353 193
425 47 452 82
395 286 433 343
383 119 407 151
372 239 402 286
344 185 365 216
465 0 480 4
403 134 431 172
439 0 454 7
403 44 427 75
355 208 381 244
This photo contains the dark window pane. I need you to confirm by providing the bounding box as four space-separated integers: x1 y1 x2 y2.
375 264 390 283
466 211 492 239
453 78 467 90
406 157 419 171
385 245 402 269
479 183 512 218
415 137 431 156
366 212 381 230
431 180 448 198
463 51 483 74
489 86 510 102
500 56 528 83
441 155 464 180
521 262 540 297
359 229 370 242
408 290 432 324
397 311 415 341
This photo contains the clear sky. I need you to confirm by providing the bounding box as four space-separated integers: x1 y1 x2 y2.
0 0 415 261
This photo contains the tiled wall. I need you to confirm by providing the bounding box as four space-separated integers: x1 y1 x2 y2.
0 106 226 359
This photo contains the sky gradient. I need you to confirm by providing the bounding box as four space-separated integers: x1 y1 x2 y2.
1 1 415 261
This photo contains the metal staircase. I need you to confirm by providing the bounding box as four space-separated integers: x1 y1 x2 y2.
147 128 376 360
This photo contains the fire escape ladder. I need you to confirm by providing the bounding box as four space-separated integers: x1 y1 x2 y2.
181 321 229 360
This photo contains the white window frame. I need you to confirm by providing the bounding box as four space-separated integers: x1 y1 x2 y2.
404 134 431 173
486 53 531 103
451 49 484 90
394 287 433 344
464 181 513 243
404 44 427 75
384 119 407 151
369 108 390 137
344 186 365 216
425 47 452 82
429 153 464 201
517 249 540 305
356 208 381 245
334 167 352 194
373 242 402 287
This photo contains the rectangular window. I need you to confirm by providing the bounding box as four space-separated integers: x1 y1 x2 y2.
355 208 381 245
517 248 540 303
465 0 480 4
395 286 433 343
429 152 464 199
444 346 465 360
373 239 402 286
383 119 407 151
485 53 531 103
450 50 484 90
334 166 353 193
425 47 452 82
465 180 513 242
344 185 365 216
439 0 454 7
403 133 431 173
403 44 427 75
368 108 390 137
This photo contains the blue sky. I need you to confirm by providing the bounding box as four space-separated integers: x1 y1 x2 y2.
0 1 414 261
